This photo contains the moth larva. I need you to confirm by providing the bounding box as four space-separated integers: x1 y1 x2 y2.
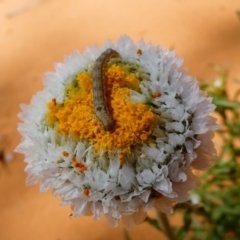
92 48 121 131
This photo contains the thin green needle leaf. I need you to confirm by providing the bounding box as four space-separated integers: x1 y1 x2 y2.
123 229 132 240
213 97 240 109
145 216 162 231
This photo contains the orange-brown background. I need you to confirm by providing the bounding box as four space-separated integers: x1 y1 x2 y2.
0 0 240 239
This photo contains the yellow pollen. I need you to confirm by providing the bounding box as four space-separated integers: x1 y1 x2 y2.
125 74 140 91
46 64 157 154
46 98 59 126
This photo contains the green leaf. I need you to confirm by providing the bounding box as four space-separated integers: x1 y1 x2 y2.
213 97 240 109
212 208 223 221
183 210 192 230
123 229 132 240
145 216 162 231
175 227 187 240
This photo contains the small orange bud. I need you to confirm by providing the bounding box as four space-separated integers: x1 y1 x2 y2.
79 163 87 173
84 189 90 196
62 151 69 157
152 92 161 98
140 134 148 141
118 154 126 165
137 49 142 55
52 98 57 106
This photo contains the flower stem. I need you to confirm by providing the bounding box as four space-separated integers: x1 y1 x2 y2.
157 211 176 240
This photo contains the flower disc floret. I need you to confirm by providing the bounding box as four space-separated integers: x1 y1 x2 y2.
46 64 156 152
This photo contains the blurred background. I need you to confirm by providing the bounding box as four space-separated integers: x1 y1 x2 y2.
0 0 240 239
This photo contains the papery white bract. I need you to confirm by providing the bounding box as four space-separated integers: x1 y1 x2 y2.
16 36 218 228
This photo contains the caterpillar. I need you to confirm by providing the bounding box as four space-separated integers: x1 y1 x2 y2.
92 48 121 131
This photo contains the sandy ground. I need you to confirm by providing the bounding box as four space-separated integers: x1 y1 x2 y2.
0 0 240 239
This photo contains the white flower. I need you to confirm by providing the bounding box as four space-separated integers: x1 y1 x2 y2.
16 35 218 228
213 78 223 88
190 192 201 205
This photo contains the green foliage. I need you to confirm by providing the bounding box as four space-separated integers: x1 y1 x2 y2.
145 216 162 231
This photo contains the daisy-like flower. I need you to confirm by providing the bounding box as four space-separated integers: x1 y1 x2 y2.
16 36 218 228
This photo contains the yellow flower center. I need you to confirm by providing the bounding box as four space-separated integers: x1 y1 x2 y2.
46 63 156 153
